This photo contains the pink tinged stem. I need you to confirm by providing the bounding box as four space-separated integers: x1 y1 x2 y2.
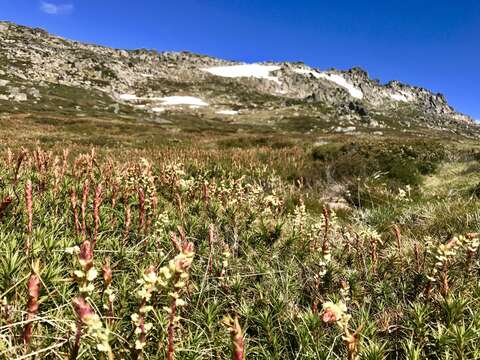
138 188 145 233
230 317 244 360
70 190 80 235
81 179 90 241
207 224 214 274
25 180 33 253
71 297 94 360
93 183 103 248
167 298 177 360
23 272 41 349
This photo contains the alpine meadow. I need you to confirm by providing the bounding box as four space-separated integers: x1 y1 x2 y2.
1 16 480 360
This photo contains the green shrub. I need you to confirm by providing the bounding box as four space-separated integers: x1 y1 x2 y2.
310 139 448 186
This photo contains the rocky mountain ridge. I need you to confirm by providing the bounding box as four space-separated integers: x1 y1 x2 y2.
0 20 477 137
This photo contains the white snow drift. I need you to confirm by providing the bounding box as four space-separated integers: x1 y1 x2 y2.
160 96 208 107
118 93 139 101
388 91 415 102
216 110 239 115
118 94 208 107
318 73 364 99
292 68 364 100
293 67 322 79
202 64 281 84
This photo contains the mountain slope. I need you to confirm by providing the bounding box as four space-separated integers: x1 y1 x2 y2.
0 21 477 138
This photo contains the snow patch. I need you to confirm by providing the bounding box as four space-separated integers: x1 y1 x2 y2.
318 73 364 99
151 107 165 113
293 67 322 79
388 90 415 102
389 93 409 102
119 94 208 107
216 110 238 115
119 93 138 101
334 126 356 133
160 96 208 107
202 64 281 84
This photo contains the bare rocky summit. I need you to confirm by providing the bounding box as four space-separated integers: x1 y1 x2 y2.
0 21 477 137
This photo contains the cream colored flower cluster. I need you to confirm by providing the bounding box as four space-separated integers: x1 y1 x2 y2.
219 245 232 281
131 241 195 351
160 242 195 310
322 301 351 329
82 312 111 353
292 200 307 235
131 266 158 350
426 234 479 282
426 236 461 282
322 300 361 360
73 297 111 354
73 240 97 295
464 233 480 258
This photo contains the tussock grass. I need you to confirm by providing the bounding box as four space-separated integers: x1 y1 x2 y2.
0 136 479 359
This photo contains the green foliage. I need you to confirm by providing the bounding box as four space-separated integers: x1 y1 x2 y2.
311 139 448 186
0 135 479 359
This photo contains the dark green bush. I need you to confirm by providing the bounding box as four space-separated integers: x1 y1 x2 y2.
471 182 480 197
310 139 448 186
217 136 295 149
311 143 343 161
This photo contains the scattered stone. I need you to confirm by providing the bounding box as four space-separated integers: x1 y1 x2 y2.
0 20 475 136
112 103 120 114
334 126 356 133
10 92 27 101
28 88 40 98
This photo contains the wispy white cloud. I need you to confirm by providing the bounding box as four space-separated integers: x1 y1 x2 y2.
40 1 74 15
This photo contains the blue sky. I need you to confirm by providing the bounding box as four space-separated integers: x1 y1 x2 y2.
2 0 480 119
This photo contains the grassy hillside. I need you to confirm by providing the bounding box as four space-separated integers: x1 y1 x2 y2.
1 117 480 359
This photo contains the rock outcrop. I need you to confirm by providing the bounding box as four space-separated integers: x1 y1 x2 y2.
0 20 476 136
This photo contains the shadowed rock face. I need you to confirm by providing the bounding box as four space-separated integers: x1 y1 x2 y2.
0 20 476 136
